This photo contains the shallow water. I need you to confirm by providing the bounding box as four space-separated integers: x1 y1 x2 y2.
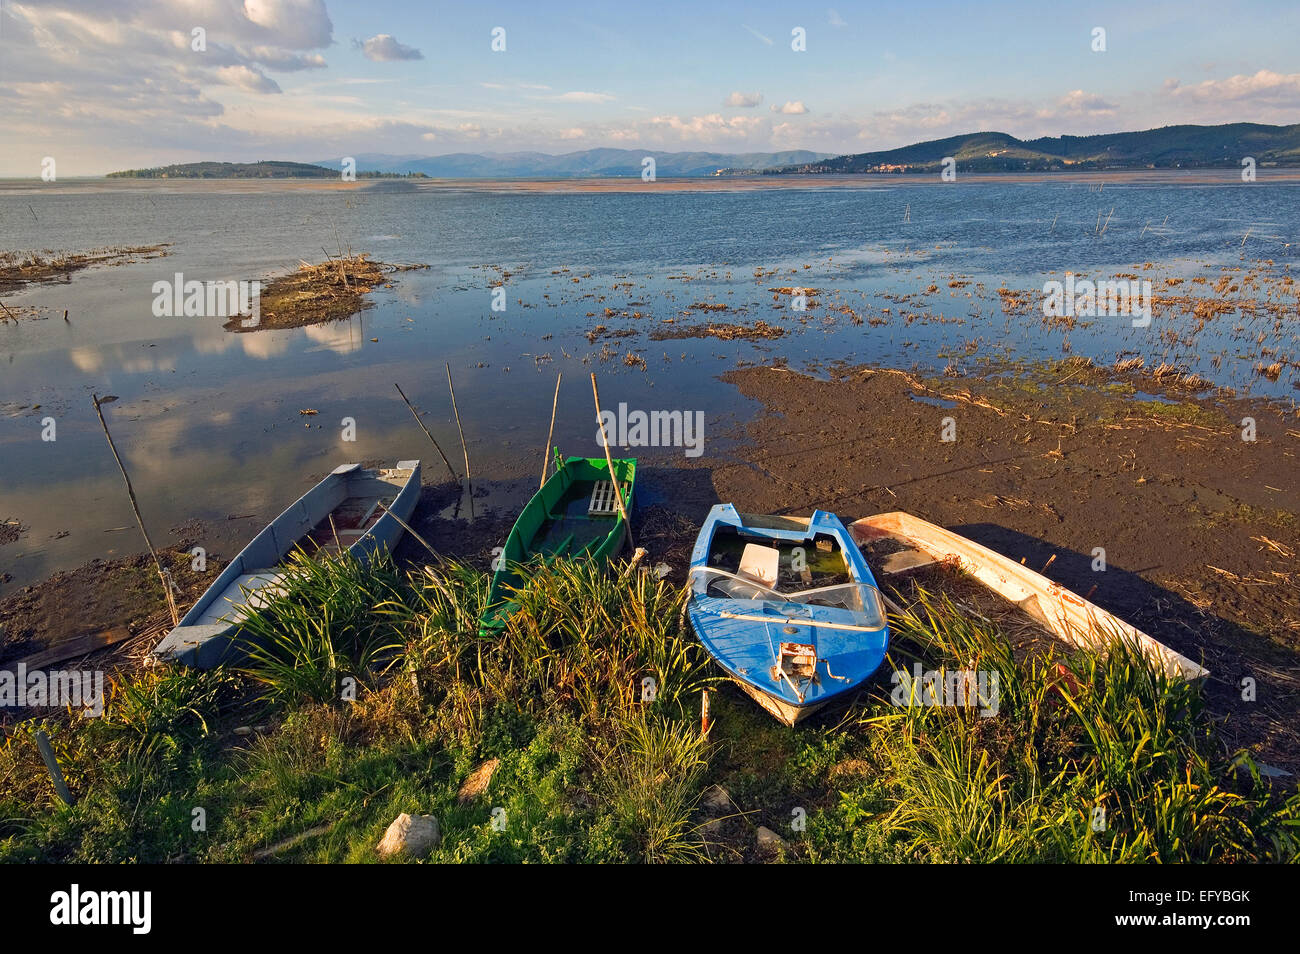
1 175 1297 588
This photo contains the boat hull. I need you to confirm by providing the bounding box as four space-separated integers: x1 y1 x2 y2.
153 460 422 669
686 506 890 725
849 511 1207 681
480 454 637 634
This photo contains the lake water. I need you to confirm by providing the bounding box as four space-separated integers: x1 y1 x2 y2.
1 174 1297 587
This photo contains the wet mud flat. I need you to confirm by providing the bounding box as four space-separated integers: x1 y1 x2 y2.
685 360 1298 766
0 542 220 723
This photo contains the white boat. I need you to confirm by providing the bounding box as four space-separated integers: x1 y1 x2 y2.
152 460 421 669
849 511 1208 681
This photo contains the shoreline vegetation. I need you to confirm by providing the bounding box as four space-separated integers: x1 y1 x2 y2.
1 550 1297 863
0 245 169 293
224 254 427 332
3 357 1297 760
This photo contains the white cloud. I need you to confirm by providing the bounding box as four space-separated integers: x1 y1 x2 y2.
356 34 424 62
646 113 766 143
771 101 809 114
725 91 762 108
828 9 847 28
216 64 281 94
1164 69 1300 103
556 91 615 103
241 0 334 49
742 25 774 46
1056 90 1117 114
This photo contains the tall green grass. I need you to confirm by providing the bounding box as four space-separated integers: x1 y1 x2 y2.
854 586 1300 863
1 560 1296 864
237 550 410 706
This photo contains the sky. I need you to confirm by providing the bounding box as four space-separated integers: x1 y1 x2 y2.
1 0 1298 175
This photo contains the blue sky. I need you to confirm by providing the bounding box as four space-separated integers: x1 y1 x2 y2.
2 0 1298 174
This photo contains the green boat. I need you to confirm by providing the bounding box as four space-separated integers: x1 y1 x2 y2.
480 450 637 633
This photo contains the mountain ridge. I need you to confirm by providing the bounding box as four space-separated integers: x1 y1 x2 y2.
749 123 1300 175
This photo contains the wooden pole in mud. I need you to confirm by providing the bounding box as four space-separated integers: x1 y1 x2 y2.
540 372 562 489
589 373 632 548
445 363 474 519
394 382 459 483
91 395 180 627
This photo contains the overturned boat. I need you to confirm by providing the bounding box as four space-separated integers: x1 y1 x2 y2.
686 505 890 726
153 460 421 669
849 511 1207 681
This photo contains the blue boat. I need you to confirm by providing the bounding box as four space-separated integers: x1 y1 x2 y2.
686 505 890 725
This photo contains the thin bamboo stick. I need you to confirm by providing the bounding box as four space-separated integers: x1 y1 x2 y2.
540 372 562 489
446 363 473 519
92 395 179 627
375 501 439 560
394 382 459 482
589 373 632 548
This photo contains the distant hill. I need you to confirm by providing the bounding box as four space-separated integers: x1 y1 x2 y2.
753 123 1300 175
107 161 424 179
314 149 834 178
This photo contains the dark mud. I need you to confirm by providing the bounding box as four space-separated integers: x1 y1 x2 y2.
0 543 221 666
691 361 1299 767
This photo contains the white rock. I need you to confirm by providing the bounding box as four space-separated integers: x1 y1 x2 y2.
756 825 786 849
376 813 440 859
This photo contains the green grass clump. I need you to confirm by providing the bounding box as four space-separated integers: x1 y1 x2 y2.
1 557 1296 864
817 587 1300 863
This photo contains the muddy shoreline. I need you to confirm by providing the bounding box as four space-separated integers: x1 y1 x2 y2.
0 244 169 294
3 360 1297 766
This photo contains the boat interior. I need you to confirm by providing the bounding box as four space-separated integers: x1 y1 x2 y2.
301 469 410 558
530 478 623 559
704 523 852 593
192 464 414 626
695 523 884 623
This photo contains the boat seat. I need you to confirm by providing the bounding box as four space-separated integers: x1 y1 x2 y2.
195 571 287 625
588 480 622 516
705 544 782 600
739 544 780 586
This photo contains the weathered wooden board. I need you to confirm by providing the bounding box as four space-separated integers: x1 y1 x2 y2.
1 625 134 673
